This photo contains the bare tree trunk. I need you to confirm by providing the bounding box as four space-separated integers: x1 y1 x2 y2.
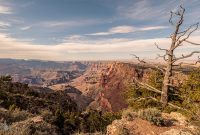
161 50 173 106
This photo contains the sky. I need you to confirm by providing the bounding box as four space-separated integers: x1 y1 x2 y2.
0 0 200 61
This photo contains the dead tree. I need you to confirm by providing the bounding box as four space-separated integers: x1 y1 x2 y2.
133 5 200 107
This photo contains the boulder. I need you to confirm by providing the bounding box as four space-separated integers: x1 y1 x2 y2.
169 112 187 126
106 119 129 135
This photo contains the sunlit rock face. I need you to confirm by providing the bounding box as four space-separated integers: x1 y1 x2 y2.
71 62 145 112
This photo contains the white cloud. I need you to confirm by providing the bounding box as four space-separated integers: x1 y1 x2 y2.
65 35 84 41
0 5 12 14
0 21 10 28
20 26 32 30
109 26 135 34
88 32 111 36
87 25 167 36
88 25 135 36
44 21 74 27
39 19 102 28
87 32 108 36
0 32 199 61
140 26 168 31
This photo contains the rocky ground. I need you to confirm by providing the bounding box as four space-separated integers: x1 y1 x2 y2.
107 111 199 135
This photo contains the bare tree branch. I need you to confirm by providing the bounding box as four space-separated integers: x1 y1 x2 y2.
156 54 168 61
131 54 146 64
176 23 199 42
169 11 174 25
185 40 200 45
177 56 200 66
174 51 200 62
132 54 166 74
134 79 162 94
155 42 168 52
169 6 185 26
173 6 185 36
174 23 199 49
127 97 158 102
168 102 187 111
155 42 168 62
128 95 188 112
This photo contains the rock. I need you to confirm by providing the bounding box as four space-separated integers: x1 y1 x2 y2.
169 112 187 126
106 120 123 135
161 129 193 135
121 109 136 121
187 125 200 135
106 119 129 135
31 116 43 123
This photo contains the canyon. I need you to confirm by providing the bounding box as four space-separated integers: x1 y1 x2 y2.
0 59 189 112
0 59 199 135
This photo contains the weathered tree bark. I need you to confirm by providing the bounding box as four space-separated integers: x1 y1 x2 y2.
161 50 173 106
160 12 179 106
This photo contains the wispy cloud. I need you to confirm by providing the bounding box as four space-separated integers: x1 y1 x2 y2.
0 21 10 28
0 0 199 61
140 26 168 31
43 21 75 27
87 26 135 36
117 0 177 22
109 26 135 34
64 35 85 41
20 26 32 30
40 19 103 28
87 25 167 36
0 32 199 61
0 5 12 14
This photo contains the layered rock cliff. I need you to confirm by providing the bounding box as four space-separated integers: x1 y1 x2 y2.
71 62 141 112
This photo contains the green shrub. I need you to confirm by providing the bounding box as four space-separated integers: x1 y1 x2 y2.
42 110 121 134
77 110 119 133
54 110 65 132
125 69 183 113
138 108 165 126
0 76 120 134
122 108 136 121
0 119 58 135
148 70 163 90
180 68 200 121
7 105 31 124
124 70 163 111
26 90 39 97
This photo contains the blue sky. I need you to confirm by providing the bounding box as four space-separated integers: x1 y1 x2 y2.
0 0 200 61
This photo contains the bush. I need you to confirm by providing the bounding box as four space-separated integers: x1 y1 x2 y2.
138 108 165 126
41 110 121 134
0 76 121 134
122 108 136 121
77 110 121 133
0 105 32 125
180 68 200 120
53 110 65 133
0 119 58 135
124 70 163 111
